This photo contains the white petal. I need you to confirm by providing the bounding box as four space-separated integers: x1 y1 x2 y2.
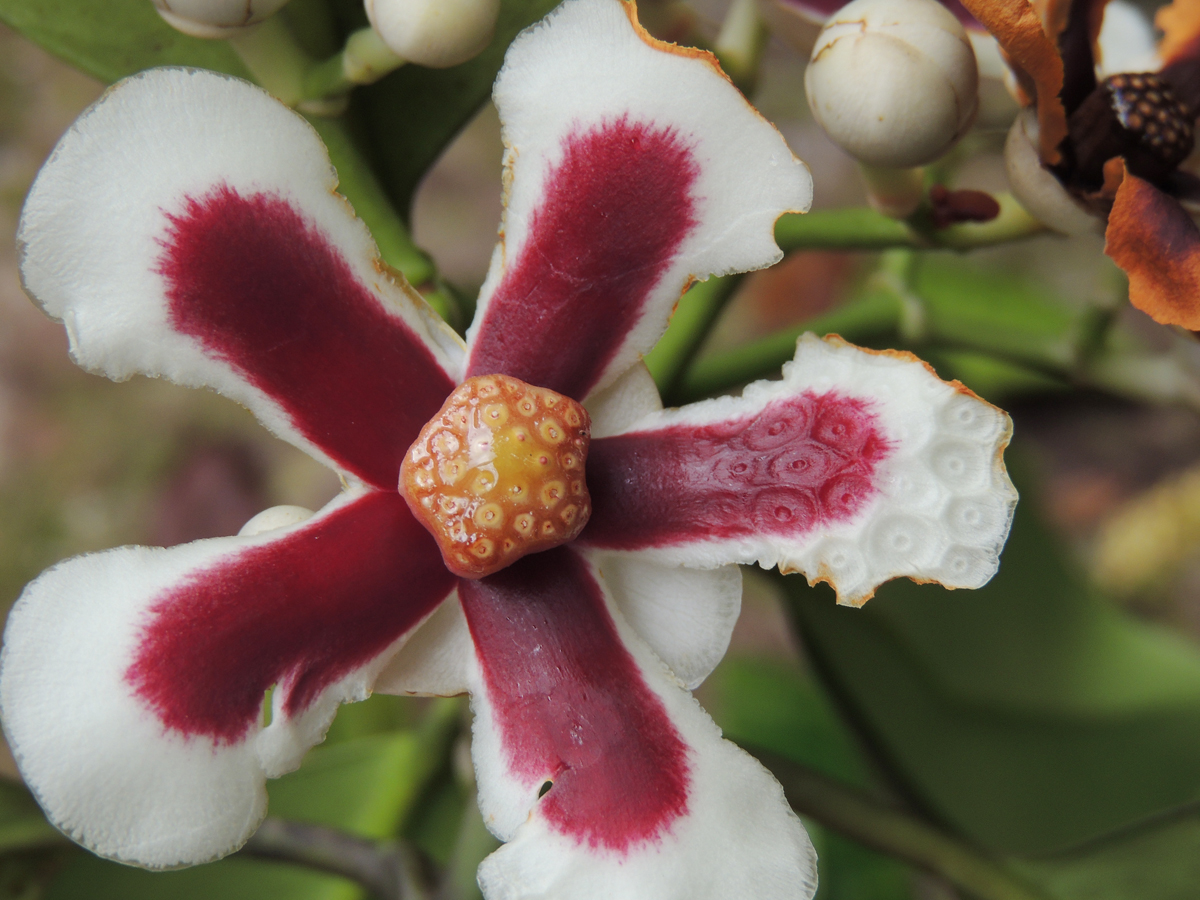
373 594 472 697
0 490 452 867
464 0 812 400
18 67 463 489
460 550 816 900
583 361 664 439
583 334 1017 605
592 551 742 690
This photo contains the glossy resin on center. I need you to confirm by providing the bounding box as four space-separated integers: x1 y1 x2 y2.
401 375 592 578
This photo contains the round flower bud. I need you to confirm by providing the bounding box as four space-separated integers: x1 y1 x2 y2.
1004 110 1101 236
805 0 979 168
152 0 291 38
365 0 499 68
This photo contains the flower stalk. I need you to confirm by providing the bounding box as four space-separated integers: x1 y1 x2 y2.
225 18 316 109
644 273 745 397
303 27 408 102
859 164 926 219
772 197 1045 253
243 819 429 900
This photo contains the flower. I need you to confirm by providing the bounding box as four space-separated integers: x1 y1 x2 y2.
964 0 1200 330
0 0 1017 896
152 0 501 68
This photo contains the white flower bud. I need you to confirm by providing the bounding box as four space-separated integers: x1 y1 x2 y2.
805 0 979 168
365 0 499 68
1004 110 1101 236
152 0 290 38
1097 0 1159 77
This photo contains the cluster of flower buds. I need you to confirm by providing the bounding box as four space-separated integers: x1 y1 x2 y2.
152 0 499 68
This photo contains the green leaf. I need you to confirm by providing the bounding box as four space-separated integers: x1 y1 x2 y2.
355 0 562 218
1016 805 1200 900
704 656 871 789
704 657 916 900
786 455 1200 856
0 0 250 84
917 349 1066 404
912 255 1085 372
806 825 916 900
45 723 453 900
0 782 60 855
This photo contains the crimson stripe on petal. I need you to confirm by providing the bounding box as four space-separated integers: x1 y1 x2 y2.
466 118 699 398
459 547 690 851
158 185 455 490
126 492 454 743
582 391 891 550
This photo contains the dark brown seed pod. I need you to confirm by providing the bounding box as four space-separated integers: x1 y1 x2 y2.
1066 72 1195 187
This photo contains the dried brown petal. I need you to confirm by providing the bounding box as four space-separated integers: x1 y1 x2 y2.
959 0 1068 162
1157 0 1200 68
1105 161 1200 329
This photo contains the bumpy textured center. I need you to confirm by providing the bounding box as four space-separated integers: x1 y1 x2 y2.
1068 72 1195 186
400 375 592 578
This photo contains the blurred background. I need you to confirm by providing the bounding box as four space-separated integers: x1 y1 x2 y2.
3 0 1200 897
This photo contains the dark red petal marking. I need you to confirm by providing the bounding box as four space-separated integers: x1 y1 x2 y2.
466 118 699 399
126 493 454 743
582 391 891 550
459 547 690 851
158 186 456 490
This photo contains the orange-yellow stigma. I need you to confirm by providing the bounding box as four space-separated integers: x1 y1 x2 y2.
400 375 592 578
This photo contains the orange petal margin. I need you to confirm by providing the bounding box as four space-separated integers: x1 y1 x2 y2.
1105 162 1200 329
1157 0 1200 67
960 0 1067 163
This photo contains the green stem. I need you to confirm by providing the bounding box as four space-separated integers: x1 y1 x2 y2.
243 819 428 900
753 749 1052 900
644 275 745 397
859 164 925 219
304 28 408 102
305 118 456 324
674 289 904 402
226 18 314 108
775 194 1045 253
928 193 1048 249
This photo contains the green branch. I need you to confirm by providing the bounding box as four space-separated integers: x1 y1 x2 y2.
673 289 905 402
303 28 407 101
775 194 1046 254
753 749 1052 900
644 274 745 398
